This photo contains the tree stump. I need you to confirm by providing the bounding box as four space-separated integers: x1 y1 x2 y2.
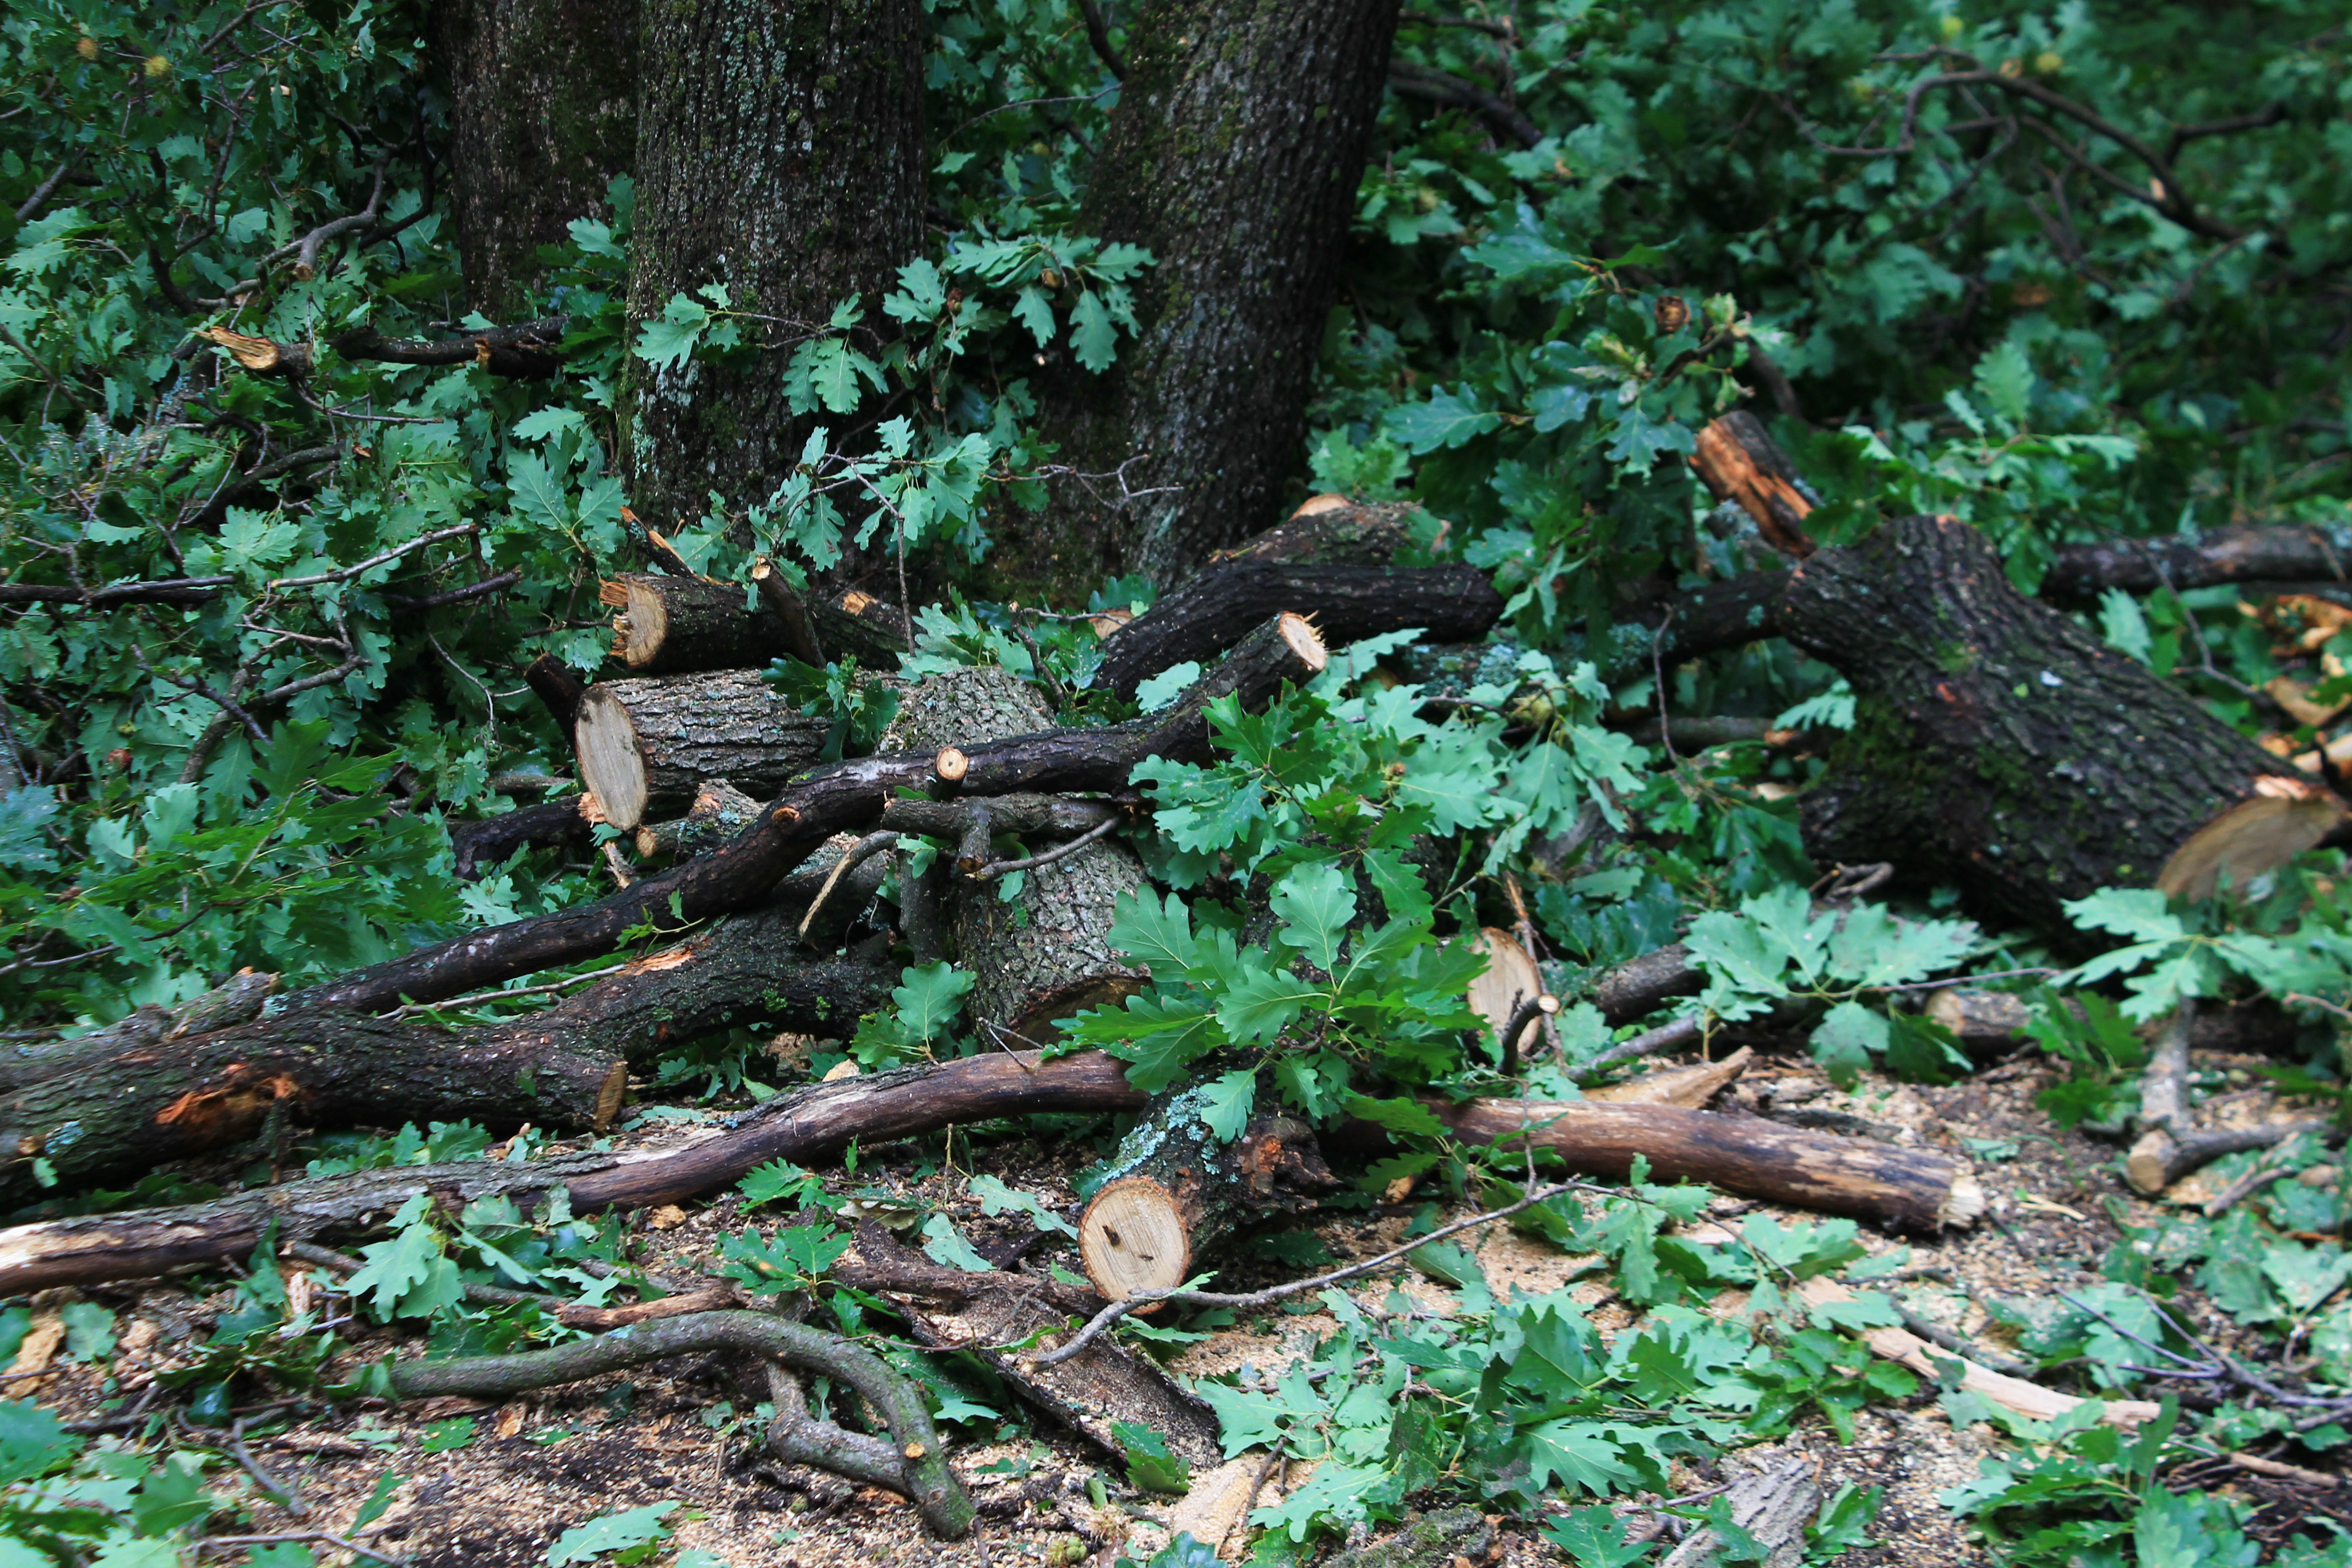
573 669 830 830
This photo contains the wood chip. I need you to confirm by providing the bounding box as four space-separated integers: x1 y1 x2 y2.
8 1314 62 1378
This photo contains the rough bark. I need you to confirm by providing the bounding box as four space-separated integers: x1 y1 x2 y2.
602 574 787 673
1019 0 1406 590
430 0 638 314
286 615 1327 1014
1779 515 2344 934
839 1222 1226 1469
883 665 1150 1040
0 909 899 1200
1079 1090 1337 1302
1430 1098 1983 1231
573 669 831 831
811 589 913 668
623 0 926 529
1924 988 2300 1055
330 318 571 379
1094 564 1502 699
2040 522 2352 607
634 780 765 862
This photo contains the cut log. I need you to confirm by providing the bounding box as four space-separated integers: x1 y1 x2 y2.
633 779 764 861
1780 516 2345 934
2039 523 2352 608
1589 943 1705 1023
1690 412 1819 559
1206 496 1426 567
837 1222 1224 1469
813 588 915 667
573 669 831 831
0 908 900 1200
1430 1097 1983 1231
288 613 1330 1014
1079 1091 1337 1303
601 574 786 674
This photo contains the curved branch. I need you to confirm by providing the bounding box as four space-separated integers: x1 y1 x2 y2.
387 1311 972 1538
1386 61 1542 149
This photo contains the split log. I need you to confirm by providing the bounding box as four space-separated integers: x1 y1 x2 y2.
601 574 786 674
1690 412 1819 558
883 665 1149 1041
837 1222 1224 1469
1430 1098 1983 1231
1780 515 2345 935
0 908 900 1200
1581 1047 1752 1107
451 793 593 879
633 780 764 862
1080 1088 1338 1303
572 669 831 831
287 613 1330 1015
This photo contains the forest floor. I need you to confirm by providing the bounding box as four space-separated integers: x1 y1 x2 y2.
9 1048 2339 1567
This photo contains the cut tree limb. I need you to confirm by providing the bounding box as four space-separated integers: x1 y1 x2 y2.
1690 412 1819 559
451 793 593 879
1080 1091 1337 1303
633 780 764 862
329 317 570 380
601 574 785 674
573 669 831 831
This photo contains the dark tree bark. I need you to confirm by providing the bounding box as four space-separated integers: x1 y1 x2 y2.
623 0 927 530
431 0 639 314
573 669 831 831
1781 516 2343 935
1015 0 1406 591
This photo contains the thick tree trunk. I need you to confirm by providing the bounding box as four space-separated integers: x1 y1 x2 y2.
573 669 830 831
624 0 926 529
1781 516 2343 934
1015 0 1405 591
431 0 638 314
881 666 1151 1041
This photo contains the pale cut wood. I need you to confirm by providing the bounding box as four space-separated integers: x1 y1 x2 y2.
2157 774 2344 901
1081 1177 1191 1302
1467 927 1545 1059
1794 1277 2162 1426
1583 1047 1752 1107
1658 1458 1818 1568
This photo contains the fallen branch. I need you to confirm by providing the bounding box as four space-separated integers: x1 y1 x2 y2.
329 317 571 380
385 1310 972 1537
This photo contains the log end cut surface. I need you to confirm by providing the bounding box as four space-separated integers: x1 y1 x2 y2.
2157 775 2345 902
1081 1177 1191 1302
574 686 650 831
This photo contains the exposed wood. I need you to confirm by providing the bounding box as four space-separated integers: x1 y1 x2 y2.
633 780 764 862
1582 1047 1752 1107
572 669 831 831
838 1223 1224 1469
1794 1276 2162 1426
192 325 313 379
1467 928 1546 1061
1079 1092 1338 1303
1433 1098 1984 1231
1690 412 1819 558
2157 775 2346 901
812 589 916 667
602 574 786 673
2126 1003 2196 1195
287 613 1329 1014
451 793 592 879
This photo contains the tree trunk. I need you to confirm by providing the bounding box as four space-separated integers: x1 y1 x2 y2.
1014 0 1405 592
573 669 831 831
1079 1092 1336 1302
1781 515 2343 935
431 0 639 314
623 0 927 530
881 665 1151 1041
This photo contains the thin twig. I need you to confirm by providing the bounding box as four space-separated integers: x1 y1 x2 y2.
970 815 1119 881
1031 1180 1578 1366
386 962 632 1020
225 1416 309 1517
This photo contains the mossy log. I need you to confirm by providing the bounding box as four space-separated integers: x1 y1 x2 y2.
573 669 830 831
1079 1087 1337 1303
1780 515 2344 934
601 574 788 673
883 665 1151 1041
